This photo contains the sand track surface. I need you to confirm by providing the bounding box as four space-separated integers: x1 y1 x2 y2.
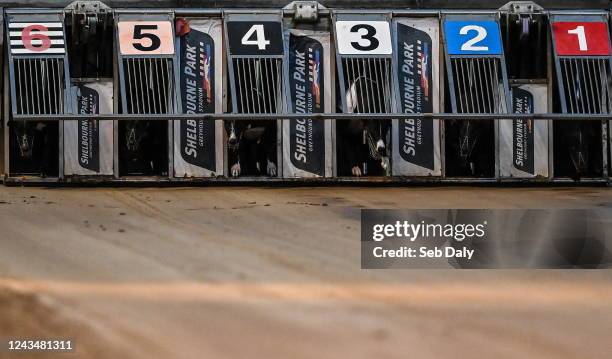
0 186 611 359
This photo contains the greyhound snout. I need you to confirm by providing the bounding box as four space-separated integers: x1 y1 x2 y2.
228 130 238 147
18 133 33 158
376 139 386 155
126 128 138 152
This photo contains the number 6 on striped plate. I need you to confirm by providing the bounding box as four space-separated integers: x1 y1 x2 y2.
9 21 66 54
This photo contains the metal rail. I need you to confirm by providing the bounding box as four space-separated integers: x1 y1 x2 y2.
3 175 609 186
50 9 605 19
10 113 612 121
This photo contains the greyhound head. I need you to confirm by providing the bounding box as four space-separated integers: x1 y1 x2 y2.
569 149 588 178
365 122 391 176
125 121 149 153
346 76 381 114
228 121 238 148
567 130 589 178
458 121 474 162
13 122 39 159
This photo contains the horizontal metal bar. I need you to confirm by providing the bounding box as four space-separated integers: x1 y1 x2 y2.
72 8 443 18
3 175 610 186
62 9 612 18
508 79 548 85
10 113 612 122
170 8 610 19
5 6 611 17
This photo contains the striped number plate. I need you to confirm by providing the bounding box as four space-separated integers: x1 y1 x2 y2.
9 22 65 55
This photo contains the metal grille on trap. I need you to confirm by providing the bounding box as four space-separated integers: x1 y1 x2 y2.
443 14 511 178
550 13 611 180
224 12 284 177
116 13 176 176
5 12 70 177
333 12 393 177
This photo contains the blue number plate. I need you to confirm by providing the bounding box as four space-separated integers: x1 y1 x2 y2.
444 20 503 55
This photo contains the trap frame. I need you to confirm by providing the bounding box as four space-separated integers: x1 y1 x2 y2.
0 1 610 186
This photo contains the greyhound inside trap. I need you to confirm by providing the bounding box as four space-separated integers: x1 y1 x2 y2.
553 57 608 179
336 57 392 177
444 57 502 178
226 57 281 177
10 58 62 177
119 57 172 176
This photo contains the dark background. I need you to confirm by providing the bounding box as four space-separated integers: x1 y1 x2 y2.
0 0 608 9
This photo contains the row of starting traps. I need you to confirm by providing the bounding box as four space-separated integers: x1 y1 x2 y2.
3 3 612 183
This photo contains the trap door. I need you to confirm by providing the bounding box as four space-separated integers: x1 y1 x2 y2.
6 11 71 177
115 13 176 177
333 12 394 176
442 14 511 179
173 17 225 178
64 80 114 176
550 13 611 179
282 20 334 178
502 84 549 179
63 4 115 178
498 9 550 180
224 12 284 177
391 16 442 176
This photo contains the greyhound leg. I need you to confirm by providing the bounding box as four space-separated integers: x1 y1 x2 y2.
377 121 391 176
36 123 50 176
345 119 365 176
264 124 277 177
231 162 241 177
376 122 386 154
230 146 241 177
267 159 277 177
228 121 241 177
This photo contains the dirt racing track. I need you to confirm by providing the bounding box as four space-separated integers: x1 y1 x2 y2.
0 186 610 359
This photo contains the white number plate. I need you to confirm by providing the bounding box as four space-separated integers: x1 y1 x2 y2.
335 20 392 55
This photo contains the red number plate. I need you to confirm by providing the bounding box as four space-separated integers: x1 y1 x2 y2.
552 21 611 56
